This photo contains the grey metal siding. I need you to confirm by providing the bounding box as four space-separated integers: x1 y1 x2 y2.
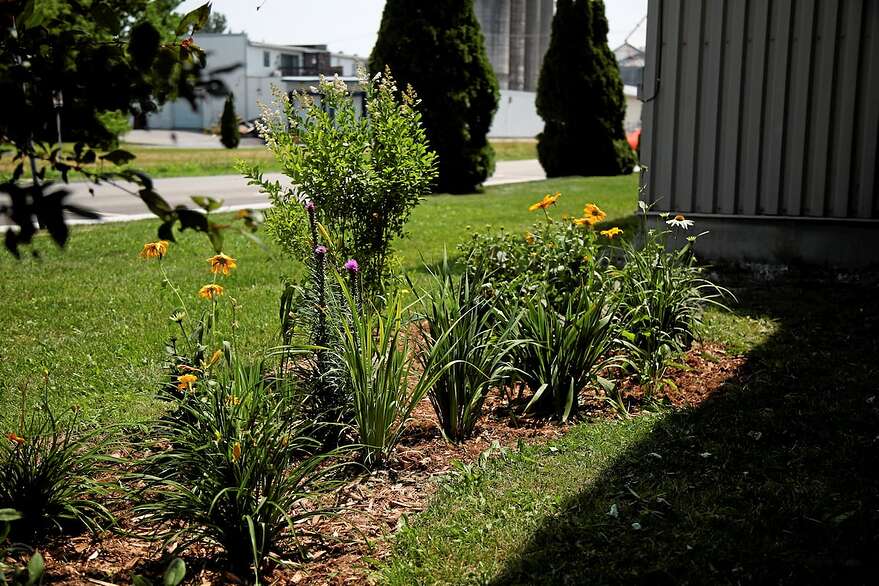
641 0 879 221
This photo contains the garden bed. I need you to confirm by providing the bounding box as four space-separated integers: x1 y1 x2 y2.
31 342 744 585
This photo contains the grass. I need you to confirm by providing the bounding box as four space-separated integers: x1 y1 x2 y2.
381 281 879 584
0 140 537 180
0 175 637 427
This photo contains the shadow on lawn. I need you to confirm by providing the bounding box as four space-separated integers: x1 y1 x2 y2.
492 279 879 585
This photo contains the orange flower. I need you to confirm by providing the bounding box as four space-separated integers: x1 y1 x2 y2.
232 441 242 463
583 203 607 224
572 217 592 227
140 240 169 260
5 432 25 445
177 374 197 390
198 284 224 300
528 192 560 212
600 227 624 239
208 253 237 276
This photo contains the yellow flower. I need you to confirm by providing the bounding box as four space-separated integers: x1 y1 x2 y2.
208 253 237 276
177 373 197 390
528 192 560 212
524 232 535 245
206 349 223 368
600 227 624 239
232 441 242 463
572 217 592 226
140 240 169 260
198 284 224 300
583 203 607 224
225 394 241 407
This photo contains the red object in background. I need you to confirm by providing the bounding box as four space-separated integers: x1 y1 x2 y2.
627 128 641 151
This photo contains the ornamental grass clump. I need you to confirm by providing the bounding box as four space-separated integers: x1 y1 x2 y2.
614 205 732 397
414 255 523 442
514 287 619 422
132 361 345 583
0 390 114 541
332 278 446 466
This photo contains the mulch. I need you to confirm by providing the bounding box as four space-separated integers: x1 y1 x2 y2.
24 342 744 586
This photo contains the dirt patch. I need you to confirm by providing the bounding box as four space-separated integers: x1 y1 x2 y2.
25 343 744 585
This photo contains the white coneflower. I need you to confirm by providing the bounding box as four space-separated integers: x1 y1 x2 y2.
666 214 695 230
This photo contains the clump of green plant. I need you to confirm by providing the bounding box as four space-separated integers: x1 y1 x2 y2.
614 204 732 397
220 92 240 149
513 287 618 421
0 388 114 541
413 255 523 442
132 360 344 583
333 276 446 466
459 194 623 305
242 66 438 294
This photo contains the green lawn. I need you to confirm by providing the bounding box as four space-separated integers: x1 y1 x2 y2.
0 175 636 427
382 282 879 584
0 140 537 180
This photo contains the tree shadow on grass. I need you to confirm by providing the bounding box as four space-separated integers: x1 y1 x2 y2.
491 279 879 585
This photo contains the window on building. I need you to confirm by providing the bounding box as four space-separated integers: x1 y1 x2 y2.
263 51 270 67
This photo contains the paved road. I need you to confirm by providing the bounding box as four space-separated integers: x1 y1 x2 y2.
47 159 545 224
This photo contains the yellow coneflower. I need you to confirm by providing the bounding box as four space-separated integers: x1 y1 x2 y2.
583 203 607 224
524 232 536 245
177 374 197 391
140 240 169 260
232 441 242 463
5 432 25 445
198 284 224 300
528 192 560 212
225 394 241 407
572 217 592 227
208 253 237 276
600 227 624 239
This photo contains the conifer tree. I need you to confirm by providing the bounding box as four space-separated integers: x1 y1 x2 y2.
370 0 499 193
220 92 239 149
536 0 635 177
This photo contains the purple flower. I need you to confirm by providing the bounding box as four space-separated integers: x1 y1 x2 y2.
314 245 327 256
304 200 315 211
343 259 359 273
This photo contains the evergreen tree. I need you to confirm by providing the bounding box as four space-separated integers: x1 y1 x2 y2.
220 92 239 149
370 0 498 194
536 0 635 177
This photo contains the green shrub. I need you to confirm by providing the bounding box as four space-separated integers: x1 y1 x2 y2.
243 69 437 295
459 195 617 305
0 394 114 541
414 256 523 442
0 509 45 586
370 0 499 193
536 0 635 177
220 93 240 149
514 288 618 421
132 360 344 582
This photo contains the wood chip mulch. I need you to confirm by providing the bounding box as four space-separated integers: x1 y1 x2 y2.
25 342 744 586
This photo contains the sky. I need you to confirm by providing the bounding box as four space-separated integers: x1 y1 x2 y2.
176 0 649 57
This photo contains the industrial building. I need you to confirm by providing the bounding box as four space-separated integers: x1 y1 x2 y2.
640 0 878 268
474 0 554 91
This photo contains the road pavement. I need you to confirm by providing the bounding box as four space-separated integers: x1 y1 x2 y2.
24 159 546 225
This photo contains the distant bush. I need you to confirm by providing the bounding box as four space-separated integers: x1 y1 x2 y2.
220 93 240 149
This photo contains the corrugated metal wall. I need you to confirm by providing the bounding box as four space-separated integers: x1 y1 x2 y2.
640 0 879 220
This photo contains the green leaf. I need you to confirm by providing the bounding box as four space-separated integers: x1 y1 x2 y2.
176 3 211 36
140 189 174 221
132 576 154 586
191 195 223 212
0 508 22 522
163 557 186 586
100 149 137 166
175 208 209 233
26 551 44 585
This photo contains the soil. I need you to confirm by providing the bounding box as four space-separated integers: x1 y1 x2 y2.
23 342 744 586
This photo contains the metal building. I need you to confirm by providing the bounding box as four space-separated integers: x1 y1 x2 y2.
475 0 555 91
640 0 879 268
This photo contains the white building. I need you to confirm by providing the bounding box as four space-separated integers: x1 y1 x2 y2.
147 33 365 130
